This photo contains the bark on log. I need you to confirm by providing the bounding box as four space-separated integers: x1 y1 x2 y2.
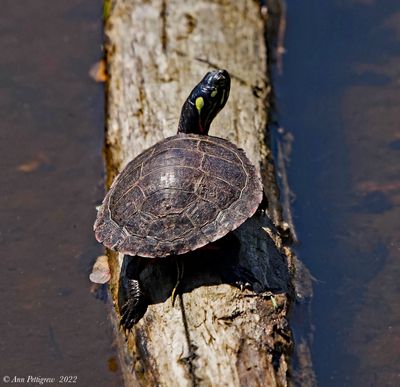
103 0 295 385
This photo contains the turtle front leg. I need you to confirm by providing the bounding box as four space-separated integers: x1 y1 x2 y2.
118 257 148 330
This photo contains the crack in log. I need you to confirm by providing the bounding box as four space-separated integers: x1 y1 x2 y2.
174 48 269 99
178 294 198 386
133 326 160 385
160 0 168 52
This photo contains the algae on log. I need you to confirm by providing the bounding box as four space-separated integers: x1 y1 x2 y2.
104 0 294 385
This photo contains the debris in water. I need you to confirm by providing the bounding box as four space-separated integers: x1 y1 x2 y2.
89 60 107 82
89 255 111 284
17 152 49 173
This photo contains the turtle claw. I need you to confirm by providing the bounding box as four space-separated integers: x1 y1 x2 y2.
257 193 269 215
120 299 147 331
237 281 252 292
223 265 260 292
119 278 148 330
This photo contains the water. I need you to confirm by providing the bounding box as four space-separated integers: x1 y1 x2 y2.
276 1 400 385
0 1 122 385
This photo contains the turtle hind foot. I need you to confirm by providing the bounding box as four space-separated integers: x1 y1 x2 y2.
119 278 148 331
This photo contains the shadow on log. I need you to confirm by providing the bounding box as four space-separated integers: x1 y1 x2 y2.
118 215 292 323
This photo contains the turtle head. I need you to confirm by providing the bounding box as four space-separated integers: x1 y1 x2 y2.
178 69 231 135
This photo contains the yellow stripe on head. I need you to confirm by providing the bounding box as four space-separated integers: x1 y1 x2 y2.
195 96 204 113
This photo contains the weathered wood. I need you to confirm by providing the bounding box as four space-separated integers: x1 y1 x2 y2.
104 0 294 385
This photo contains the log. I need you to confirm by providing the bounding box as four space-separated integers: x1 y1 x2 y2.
103 0 295 385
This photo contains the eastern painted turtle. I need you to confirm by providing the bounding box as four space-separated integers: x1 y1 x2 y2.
94 70 263 328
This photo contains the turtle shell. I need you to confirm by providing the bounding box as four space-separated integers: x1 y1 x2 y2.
94 133 263 258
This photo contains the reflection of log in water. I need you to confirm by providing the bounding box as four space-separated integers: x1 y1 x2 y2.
341 54 400 386
102 0 309 385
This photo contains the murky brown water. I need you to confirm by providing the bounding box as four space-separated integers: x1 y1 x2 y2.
0 1 122 385
276 0 400 385
2 1 399 385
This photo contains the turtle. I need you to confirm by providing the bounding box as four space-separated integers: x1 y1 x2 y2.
94 69 264 329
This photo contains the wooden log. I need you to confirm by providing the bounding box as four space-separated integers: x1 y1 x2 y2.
103 0 295 385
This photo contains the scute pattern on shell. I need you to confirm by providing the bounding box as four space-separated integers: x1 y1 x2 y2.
94 133 263 258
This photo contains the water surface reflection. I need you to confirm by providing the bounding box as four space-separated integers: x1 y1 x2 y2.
0 1 122 385
278 1 400 385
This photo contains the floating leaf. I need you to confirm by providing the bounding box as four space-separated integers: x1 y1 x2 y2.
17 152 49 173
